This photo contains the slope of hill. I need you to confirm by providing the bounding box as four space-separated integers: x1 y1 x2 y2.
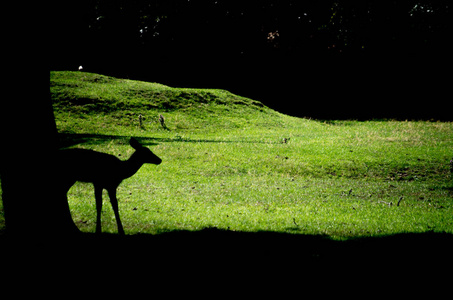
46 71 453 240
51 71 289 135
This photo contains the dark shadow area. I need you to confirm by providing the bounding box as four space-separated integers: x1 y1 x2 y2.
126 229 453 268
50 1 452 121
58 133 279 149
58 133 158 148
1 229 452 274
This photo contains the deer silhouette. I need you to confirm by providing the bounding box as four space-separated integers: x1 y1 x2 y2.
56 138 162 235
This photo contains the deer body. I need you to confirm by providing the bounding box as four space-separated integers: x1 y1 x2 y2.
57 138 161 235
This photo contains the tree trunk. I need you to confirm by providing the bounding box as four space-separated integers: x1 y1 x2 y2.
1 69 78 236
1 4 78 236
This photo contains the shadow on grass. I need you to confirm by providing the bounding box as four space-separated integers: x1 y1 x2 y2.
102 229 453 264
58 132 278 148
3 228 452 271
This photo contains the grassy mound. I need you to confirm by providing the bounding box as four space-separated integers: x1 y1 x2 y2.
51 71 271 134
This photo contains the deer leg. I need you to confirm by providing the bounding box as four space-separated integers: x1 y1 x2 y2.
108 187 125 235
94 185 103 234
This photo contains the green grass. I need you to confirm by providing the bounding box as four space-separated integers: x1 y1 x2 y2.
2 71 452 240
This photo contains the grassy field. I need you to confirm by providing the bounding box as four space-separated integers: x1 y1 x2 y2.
2 71 452 241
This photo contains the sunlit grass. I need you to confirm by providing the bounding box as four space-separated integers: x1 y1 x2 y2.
29 71 453 239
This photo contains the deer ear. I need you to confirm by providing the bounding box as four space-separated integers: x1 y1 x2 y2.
130 137 142 150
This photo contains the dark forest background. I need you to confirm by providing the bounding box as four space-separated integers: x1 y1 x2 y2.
50 0 452 120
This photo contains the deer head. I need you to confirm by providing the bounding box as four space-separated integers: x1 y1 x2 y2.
130 137 162 165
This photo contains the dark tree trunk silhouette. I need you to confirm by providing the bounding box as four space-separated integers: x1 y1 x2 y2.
1 4 78 236
0 68 79 236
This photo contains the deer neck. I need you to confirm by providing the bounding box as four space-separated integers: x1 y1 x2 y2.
120 151 144 180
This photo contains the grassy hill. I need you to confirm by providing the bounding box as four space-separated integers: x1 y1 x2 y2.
8 71 452 239
51 71 275 135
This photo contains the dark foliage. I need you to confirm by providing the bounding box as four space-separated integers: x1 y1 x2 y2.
50 1 452 119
